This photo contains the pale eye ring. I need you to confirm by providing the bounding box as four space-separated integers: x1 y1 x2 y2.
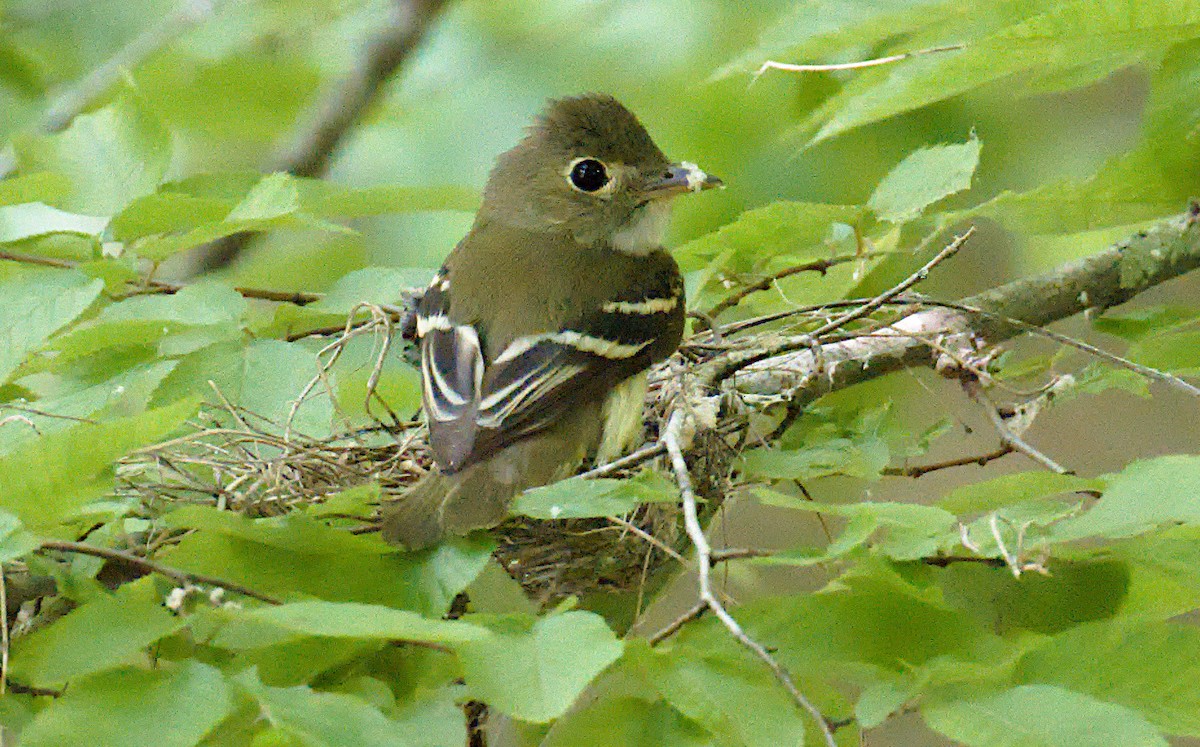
567 157 610 193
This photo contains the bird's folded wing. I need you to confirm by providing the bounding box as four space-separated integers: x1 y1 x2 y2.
417 281 681 473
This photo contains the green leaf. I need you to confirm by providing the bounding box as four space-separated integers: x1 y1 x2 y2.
241 672 438 747
0 266 103 384
305 267 429 315
0 172 71 207
1129 329 1200 375
137 48 322 143
1054 455 1200 540
1106 526 1200 618
0 509 38 562
0 363 177 454
867 134 981 223
938 472 1102 514
733 570 992 675
740 436 890 480
163 529 490 615
151 339 333 438
514 472 678 520
676 200 862 271
756 493 957 562
21 661 233 747
940 559 1128 635
1015 619 1200 736
646 641 808 747
805 0 1200 145
213 601 488 649
109 192 231 242
1145 38 1200 180
923 684 1169 747
163 505 391 557
0 399 198 529
389 687 469 747
12 577 186 686
136 173 348 260
1091 305 1200 341
713 0 960 80
458 611 625 722
544 696 713 747
14 94 171 216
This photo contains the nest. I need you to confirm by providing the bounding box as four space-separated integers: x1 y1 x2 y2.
118 400 739 606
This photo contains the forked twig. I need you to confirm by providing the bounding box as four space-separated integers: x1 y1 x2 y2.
663 409 836 747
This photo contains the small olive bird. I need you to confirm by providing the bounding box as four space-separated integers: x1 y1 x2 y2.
381 94 720 549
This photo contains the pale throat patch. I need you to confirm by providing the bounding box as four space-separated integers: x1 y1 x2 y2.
611 199 672 255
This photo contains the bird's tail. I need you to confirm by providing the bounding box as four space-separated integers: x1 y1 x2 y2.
380 465 515 551
380 472 452 550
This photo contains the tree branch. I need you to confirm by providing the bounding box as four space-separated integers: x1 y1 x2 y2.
728 210 1200 404
39 540 281 604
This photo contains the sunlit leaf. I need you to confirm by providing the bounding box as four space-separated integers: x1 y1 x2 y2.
12 577 187 686
14 94 171 216
868 134 981 223
514 472 677 520
21 661 233 747
924 684 1169 747
0 266 103 384
459 611 624 722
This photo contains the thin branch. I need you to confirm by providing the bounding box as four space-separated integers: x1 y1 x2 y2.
730 212 1200 407
706 251 890 318
709 547 774 564
974 388 1068 474
0 249 75 270
753 43 964 80
579 442 667 479
0 248 324 306
198 0 451 271
39 540 281 605
663 410 837 747
922 555 1006 568
648 600 707 646
922 297 1200 398
707 227 974 385
883 444 1015 478
0 570 8 697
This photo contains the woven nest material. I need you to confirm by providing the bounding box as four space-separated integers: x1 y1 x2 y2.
120 405 738 604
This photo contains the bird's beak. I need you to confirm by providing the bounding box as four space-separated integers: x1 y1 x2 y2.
643 161 723 198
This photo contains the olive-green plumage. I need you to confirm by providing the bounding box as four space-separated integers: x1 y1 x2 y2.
381 94 720 550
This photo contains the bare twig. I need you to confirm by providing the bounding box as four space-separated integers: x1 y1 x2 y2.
883 444 1016 478
731 213 1200 407
753 43 964 80
579 442 667 479
663 410 836 747
709 547 774 564
0 570 8 697
975 389 1068 474
0 247 324 306
706 251 890 318
648 600 707 646
707 227 974 385
39 540 281 604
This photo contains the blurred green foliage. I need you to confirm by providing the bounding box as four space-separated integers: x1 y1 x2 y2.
1 0 1200 745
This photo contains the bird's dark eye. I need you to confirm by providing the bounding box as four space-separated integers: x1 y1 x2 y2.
568 158 609 192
